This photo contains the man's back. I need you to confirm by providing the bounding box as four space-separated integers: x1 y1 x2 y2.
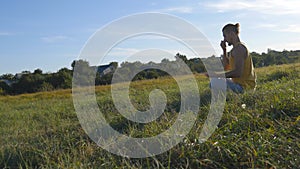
228 43 256 90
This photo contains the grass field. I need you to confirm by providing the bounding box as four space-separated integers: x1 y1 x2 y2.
0 63 299 168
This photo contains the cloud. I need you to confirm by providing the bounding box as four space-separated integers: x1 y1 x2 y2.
201 0 300 15
254 23 300 33
255 23 278 29
133 35 169 40
268 41 300 51
107 48 140 57
278 24 300 33
41 35 70 43
150 2 158 6
159 7 194 14
0 32 15 36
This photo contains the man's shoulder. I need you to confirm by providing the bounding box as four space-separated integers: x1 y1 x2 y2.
236 43 248 51
232 44 248 58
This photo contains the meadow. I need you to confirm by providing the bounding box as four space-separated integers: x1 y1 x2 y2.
0 63 299 168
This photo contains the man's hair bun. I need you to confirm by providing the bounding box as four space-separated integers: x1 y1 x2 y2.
222 23 240 34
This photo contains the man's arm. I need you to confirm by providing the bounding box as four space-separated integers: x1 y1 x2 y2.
206 45 247 78
220 41 229 68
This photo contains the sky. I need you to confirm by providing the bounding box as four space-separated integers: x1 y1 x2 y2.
1 0 300 75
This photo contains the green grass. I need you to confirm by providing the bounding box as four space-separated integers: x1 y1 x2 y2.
0 63 299 168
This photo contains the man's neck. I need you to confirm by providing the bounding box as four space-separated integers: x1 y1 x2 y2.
232 37 241 47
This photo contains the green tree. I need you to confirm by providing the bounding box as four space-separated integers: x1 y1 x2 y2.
72 60 95 86
0 81 11 95
48 68 72 89
0 74 14 80
175 53 187 63
12 73 45 94
33 69 43 74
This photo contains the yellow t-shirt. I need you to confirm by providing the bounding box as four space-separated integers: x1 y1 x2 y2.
226 43 257 90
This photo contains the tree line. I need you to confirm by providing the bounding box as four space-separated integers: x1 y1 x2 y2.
0 49 299 95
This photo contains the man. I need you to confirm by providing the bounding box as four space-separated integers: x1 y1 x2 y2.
206 23 256 93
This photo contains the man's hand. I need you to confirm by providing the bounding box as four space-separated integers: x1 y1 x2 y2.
220 40 226 51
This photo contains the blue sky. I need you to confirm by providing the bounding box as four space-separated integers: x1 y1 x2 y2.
1 0 300 75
